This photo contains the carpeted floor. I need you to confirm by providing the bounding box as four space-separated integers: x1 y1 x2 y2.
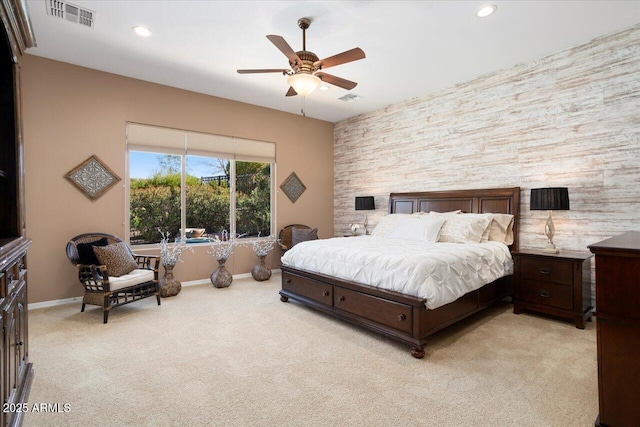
25 273 598 426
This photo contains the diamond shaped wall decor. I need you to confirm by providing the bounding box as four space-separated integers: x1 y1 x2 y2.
65 155 121 200
280 172 306 203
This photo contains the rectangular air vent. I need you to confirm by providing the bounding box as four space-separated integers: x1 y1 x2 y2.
338 93 364 102
46 0 95 28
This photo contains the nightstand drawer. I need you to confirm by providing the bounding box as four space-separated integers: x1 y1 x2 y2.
520 257 573 286
521 281 573 310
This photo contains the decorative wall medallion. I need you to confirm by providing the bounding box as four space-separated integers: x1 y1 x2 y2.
65 155 121 200
280 172 306 203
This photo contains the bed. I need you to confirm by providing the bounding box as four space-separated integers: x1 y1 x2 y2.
279 187 520 358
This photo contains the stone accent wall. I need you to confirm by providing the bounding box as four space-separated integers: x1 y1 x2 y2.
334 25 640 299
335 24 639 250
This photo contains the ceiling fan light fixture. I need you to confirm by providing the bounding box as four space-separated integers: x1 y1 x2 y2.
287 73 321 96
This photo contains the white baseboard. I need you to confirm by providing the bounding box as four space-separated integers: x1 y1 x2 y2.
28 269 282 310
28 296 84 310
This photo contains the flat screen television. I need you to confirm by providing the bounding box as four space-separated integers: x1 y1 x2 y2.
0 23 20 240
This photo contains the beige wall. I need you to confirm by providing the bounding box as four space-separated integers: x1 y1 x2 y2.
21 55 334 303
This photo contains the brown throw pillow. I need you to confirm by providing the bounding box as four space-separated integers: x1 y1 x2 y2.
291 227 318 248
93 242 138 277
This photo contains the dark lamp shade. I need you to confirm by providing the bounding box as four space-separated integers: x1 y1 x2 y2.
355 196 375 211
530 187 570 211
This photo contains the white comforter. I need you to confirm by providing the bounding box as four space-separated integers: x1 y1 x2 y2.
280 236 513 309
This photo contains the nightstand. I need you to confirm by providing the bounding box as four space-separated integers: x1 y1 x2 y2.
512 249 593 329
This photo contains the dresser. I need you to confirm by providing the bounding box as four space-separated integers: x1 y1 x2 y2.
0 238 32 427
512 250 593 328
589 231 640 427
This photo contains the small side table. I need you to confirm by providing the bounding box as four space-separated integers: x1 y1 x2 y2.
512 249 593 329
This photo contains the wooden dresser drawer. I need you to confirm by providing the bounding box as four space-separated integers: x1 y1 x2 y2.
520 257 573 286
282 272 333 307
1 260 18 298
334 287 413 334
521 280 573 310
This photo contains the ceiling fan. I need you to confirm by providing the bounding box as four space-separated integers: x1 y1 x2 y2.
237 17 365 97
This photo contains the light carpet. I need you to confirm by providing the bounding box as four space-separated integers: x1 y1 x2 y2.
25 273 598 426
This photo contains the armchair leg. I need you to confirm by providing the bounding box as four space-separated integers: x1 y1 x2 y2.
103 295 110 324
156 294 161 305
81 303 86 312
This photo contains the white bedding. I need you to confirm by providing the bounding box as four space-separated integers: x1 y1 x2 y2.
280 236 513 309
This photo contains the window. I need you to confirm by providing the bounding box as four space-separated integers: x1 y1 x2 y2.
127 123 275 245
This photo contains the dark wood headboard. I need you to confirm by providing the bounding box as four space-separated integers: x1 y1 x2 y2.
388 187 521 251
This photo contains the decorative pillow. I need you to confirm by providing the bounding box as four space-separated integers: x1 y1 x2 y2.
438 214 493 244
387 216 446 242
291 227 318 248
76 237 110 265
370 214 412 237
93 242 138 277
487 214 515 245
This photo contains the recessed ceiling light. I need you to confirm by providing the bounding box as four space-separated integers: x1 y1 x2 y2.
132 26 152 37
476 5 497 18
319 85 330 91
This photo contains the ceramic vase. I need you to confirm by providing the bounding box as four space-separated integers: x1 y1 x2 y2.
159 264 182 297
211 258 233 288
251 254 272 281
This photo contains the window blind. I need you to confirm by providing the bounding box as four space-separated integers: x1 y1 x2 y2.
126 123 276 163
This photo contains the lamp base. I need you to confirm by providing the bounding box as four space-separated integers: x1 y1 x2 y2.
542 243 559 254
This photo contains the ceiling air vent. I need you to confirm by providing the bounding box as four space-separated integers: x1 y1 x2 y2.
338 93 364 102
46 0 95 28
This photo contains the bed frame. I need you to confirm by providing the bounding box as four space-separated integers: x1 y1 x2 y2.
279 187 520 358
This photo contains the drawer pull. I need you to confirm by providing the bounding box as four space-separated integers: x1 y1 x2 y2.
539 291 551 298
397 314 406 322
338 296 345 302
322 291 330 297
539 268 551 275
285 279 291 284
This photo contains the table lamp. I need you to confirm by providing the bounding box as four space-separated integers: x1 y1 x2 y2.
530 187 570 253
355 196 376 235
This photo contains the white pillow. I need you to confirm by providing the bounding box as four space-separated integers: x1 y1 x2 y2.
387 216 446 242
438 214 492 244
370 214 411 237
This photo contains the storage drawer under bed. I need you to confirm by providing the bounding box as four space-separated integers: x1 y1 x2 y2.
334 286 413 334
282 272 333 307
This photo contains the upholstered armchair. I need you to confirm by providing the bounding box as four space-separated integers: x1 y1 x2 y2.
66 233 160 323
277 224 318 252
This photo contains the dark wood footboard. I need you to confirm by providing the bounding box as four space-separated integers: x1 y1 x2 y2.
280 266 513 358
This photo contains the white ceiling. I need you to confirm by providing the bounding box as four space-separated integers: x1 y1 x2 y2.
25 1 640 123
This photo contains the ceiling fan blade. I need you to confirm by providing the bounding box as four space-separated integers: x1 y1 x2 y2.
237 69 289 74
285 87 297 97
316 72 357 90
315 47 365 69
266 35 302 64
